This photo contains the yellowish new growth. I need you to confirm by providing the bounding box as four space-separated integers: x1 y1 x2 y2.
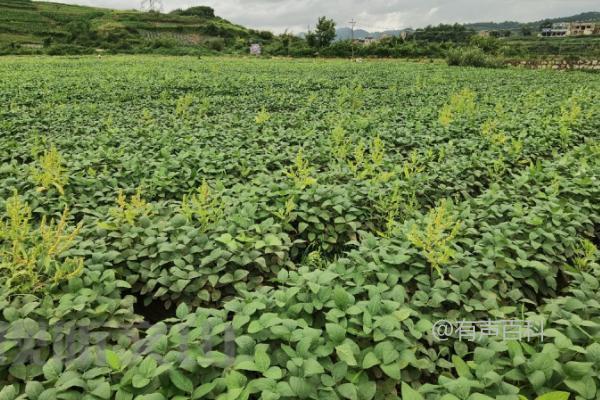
403 150 424 180
337 84 365 112
346 136 391 182
0 193 83 295
374 183 416 238
286 148 317 189
573 239 598 271
439 88 477 128
407 199 462 278
31 144 68 195
255 107 271 125
481 119 497 138
451 89 476 115
274 196 296 223
110 187 151 225
180 179 224 231
330 124 350 163
438 105 453 128
175 93 194 118
347 140 365 176
370 136 385 167
558 95 582 147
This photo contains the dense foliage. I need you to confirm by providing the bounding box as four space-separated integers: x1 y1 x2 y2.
0 56 599 399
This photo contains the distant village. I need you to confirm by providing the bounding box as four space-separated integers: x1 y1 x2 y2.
348 22 600 46
539 22 599 37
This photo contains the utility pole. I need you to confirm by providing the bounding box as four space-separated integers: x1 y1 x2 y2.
349 19 357 60
141 0 163 12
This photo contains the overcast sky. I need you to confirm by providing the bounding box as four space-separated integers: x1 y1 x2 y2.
48 0 598 33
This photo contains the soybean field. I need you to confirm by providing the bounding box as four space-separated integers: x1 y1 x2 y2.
0 56 600 400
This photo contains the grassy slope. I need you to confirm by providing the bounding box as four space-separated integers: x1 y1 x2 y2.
0 0 251 45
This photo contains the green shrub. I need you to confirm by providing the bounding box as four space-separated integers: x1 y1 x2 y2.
206 38 225 52
447 46 505 68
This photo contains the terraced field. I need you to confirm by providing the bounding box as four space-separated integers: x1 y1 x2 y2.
0 56 599 399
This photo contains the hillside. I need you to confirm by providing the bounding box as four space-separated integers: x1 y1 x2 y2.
0 0 272 52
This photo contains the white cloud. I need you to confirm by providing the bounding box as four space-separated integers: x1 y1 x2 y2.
45 0 599 33
427 6 439 17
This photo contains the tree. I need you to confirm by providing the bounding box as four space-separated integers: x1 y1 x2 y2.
65 20 92 43
279 30 295 55
413 24 474 43
171 6 215 18
315 16 336 48
305 31 318 48
521 26 532 36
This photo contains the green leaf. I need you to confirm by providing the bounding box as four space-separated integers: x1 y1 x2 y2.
105 349 122 371
265 233 283 247
469 395 494 400
362 352 380 369
393 308 412 322
289 377 312 398
565 376 596 399
336 343 357 366
452 355 473 378
338 383 358 400
326 323 346 343
193 382 217 399
255 349 271 372
333 286 352 309
42 357 63 381
225 370 247 389
535 392 570 400
176 303 190 319
0 385 18 400
381 362 401 380
563 361 593 379
25 381 44 399
91 382 111 400
170 369 194 393
248 320 263 333
132 375 151 389
264 366 283 380
401 382 424 400
235 360 259 372
358 381 377 400
139 357 158 377
37 389 58 400
303 359 325 377
136 394 166 400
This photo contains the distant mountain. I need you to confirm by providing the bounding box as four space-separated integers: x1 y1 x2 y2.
328 11 600 39
335 27 410 40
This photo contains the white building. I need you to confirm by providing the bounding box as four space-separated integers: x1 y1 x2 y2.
250 43 261 55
